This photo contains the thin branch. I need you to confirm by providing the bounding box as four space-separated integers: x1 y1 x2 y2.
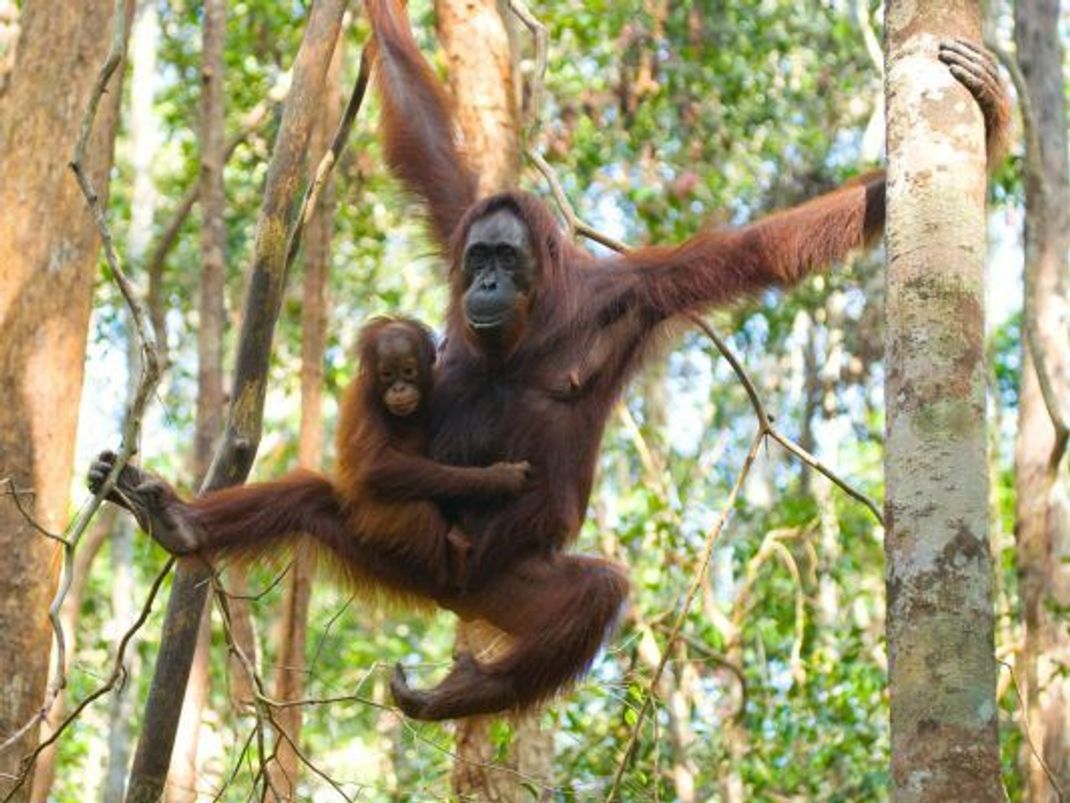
505 0 548 134
285 44 372 271
998 659 1066 803
218 561 293 601
605 428 765 802
690 316 883 525
0 480 64 543
0 558 174 801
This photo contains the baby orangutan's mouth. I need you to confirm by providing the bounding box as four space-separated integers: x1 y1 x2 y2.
387 398 419 417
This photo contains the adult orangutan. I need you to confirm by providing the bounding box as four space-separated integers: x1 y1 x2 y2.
89 1 1008 720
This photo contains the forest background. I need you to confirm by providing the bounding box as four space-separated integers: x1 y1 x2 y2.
0 0 1067 800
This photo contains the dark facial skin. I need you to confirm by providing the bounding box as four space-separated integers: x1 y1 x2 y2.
461 209 536 342
375 326 428 417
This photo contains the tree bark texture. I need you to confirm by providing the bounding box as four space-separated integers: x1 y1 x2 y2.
883 1 1002 800
124 2 347 799
436 0 521 196
193 0 227 486
0 0 17 96
167 3 226 795
0 0 131 796
1012 0 1070 799
265 30 344 803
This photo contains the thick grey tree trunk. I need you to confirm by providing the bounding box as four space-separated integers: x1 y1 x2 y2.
883 1 1002 800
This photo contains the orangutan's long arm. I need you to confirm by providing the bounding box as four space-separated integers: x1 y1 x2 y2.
365 0 479 251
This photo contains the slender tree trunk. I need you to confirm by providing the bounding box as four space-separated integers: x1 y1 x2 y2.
165 4 228 797
125 3 348 799
103 518 138 803
108 6 160 787
164 609 210 802
1012 0 1070 799
434 2 552 798
193 0 227 486
265 30 343 803
883 1 1001 800
0 0 131 796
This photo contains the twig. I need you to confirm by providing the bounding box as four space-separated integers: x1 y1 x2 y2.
605 427 765 802
505 0 548 134
528 150 630 253
212 724 258 802
284 44 372 271
218 561 293 601
0 559 174 801
0 479 64 543
998 659 1065 803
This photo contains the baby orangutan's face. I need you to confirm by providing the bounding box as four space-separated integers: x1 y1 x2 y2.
375 327 428 417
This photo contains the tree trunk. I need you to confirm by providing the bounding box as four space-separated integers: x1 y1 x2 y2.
1012 0 1070 799
434 2 551 797
193 0 227 487
164 4 228 796
883 1 1002 800
0 0 131 796
124 3 348 799
265 30 343 803
0 0 17 96
103 517 138 803
436 0 520 194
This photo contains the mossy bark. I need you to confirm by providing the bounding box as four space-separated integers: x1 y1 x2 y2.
884 1 1002 800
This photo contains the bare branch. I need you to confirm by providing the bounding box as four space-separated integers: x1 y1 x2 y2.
0 480 64 543
285 44 372 270
998 659 1066 803
0 559 174 800
605 427 765 802
505 0 548 133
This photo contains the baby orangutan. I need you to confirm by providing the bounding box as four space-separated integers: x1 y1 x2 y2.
334 316 528 592
88 316 529 602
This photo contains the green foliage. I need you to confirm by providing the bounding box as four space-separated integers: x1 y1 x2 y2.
55 0 1029 799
